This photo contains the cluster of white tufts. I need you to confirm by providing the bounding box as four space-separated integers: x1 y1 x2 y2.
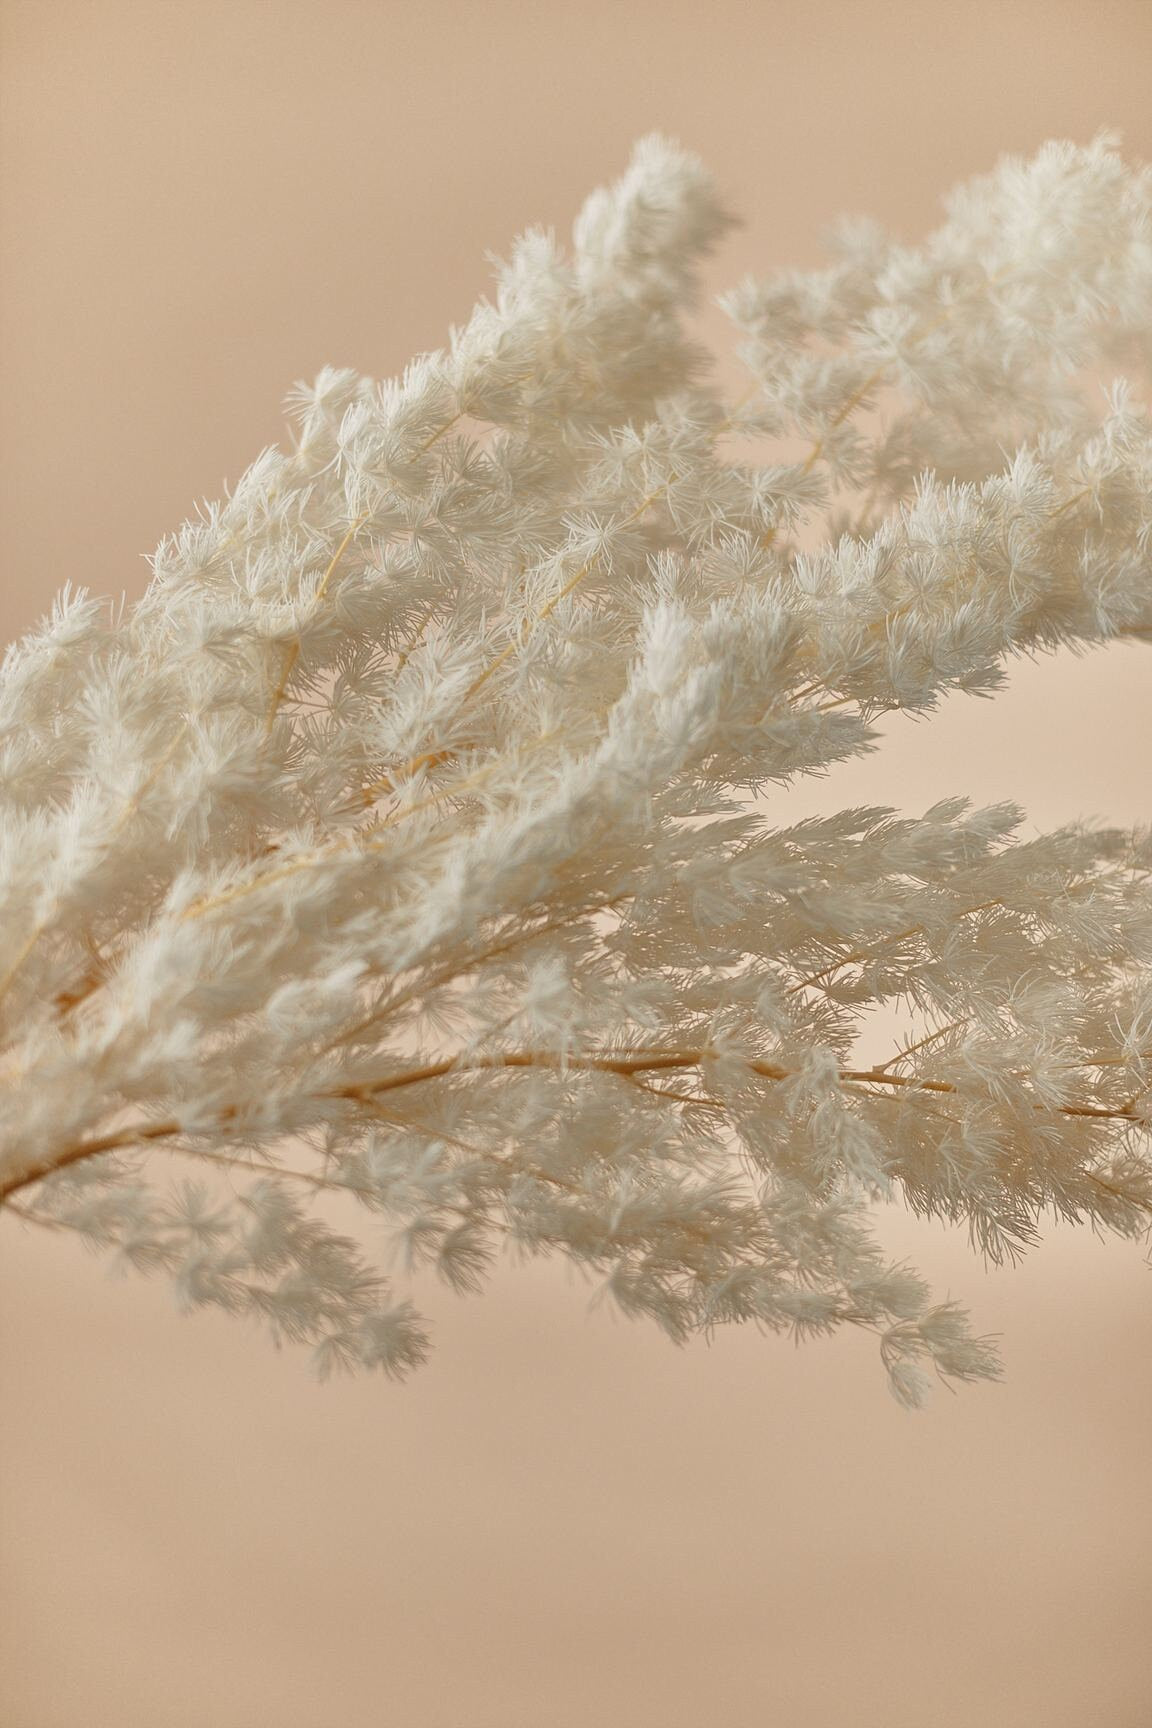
2 134 1151 1405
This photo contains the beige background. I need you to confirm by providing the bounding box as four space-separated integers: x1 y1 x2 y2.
3 3 1152 1725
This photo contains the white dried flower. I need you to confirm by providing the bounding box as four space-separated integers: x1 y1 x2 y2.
2 134 1152 1405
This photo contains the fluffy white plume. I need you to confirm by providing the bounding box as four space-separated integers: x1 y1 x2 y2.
3 134 1152 1404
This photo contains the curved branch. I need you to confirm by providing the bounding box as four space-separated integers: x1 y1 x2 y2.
2 1044 1145 1207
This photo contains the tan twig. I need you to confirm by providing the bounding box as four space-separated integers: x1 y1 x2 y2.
786 901 1003 996
264 510 373 735
3 1043 1145 1207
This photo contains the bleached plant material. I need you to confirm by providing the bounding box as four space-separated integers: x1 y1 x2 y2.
2 136 1152 1405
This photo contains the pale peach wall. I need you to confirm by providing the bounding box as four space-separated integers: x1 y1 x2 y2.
2 4 1151 1725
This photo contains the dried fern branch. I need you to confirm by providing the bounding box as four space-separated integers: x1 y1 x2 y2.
3 133 1152 1405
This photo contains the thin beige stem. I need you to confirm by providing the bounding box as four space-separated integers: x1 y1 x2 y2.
391 599 441 676
786 901 1003 995
0 725 190 1017
321 886 636 1054
182 710 601 928
342 717 566 817
622 1073 726 1111
1049 484 1091 520
874 1018 971 1073
262 408 470 734
798 364 890 476
264 510 373 735
1073 1047 1152 1069
2 1043 1144 1207
1085 1172 1152 1214
459 480 675 709
419 409 465 452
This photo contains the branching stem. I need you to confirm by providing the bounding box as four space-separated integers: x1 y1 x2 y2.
1 1044 1143 1207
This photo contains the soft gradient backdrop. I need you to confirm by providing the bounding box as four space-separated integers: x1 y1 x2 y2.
2 4 1151 1725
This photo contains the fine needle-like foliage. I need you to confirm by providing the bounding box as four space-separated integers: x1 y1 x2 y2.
2 135 1152 1406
